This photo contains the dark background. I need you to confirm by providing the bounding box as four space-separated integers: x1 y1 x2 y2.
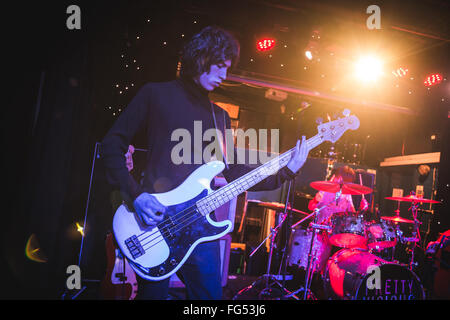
3 0 449 299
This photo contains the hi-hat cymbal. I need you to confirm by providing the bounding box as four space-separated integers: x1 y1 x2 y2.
381 216 415 224
310 181 373 195
247 200 308 215
385 195 441 204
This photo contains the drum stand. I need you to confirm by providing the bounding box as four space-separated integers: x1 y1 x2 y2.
247 211 298 299
285 204 332 300
407 201 421 271
240 180 300 300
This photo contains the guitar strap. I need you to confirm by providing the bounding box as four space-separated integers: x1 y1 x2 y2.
210 102 229 170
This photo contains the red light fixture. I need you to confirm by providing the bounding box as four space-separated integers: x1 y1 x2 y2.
257 38 276 51
423 73 443 87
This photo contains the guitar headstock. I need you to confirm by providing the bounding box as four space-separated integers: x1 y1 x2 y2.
316 109 360 143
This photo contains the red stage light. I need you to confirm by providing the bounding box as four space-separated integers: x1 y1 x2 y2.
423 73 443 87
257 38 276 51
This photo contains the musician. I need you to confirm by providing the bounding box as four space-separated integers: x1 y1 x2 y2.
308 166 368 224
101 26 310 300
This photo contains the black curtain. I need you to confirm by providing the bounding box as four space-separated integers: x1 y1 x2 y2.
2 2 119 299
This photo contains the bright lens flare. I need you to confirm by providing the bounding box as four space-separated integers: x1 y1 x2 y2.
354 56 383 83
76 222 85 237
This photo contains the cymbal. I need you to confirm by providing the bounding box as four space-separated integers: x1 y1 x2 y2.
385 195 441 204
310 181 373 195
247 200 308 215
381 216 415 224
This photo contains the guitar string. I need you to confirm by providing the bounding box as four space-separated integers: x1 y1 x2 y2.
134 147 297 247
132 135 323 251
137 145 305 251
125 122 353 263
136 149 296 251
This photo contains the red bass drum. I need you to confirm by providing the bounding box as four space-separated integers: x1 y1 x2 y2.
324 248 425 300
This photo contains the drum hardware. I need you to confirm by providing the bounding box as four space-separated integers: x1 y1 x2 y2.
310 224 332 232
236 180 301 300
284 203 334 300
385 193 441 271
247 209 291 298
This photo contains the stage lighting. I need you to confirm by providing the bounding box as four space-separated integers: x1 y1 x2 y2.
392 67 408 78
257 38 275 51
354 56 383 83
423 73 442 87
305 50 313 60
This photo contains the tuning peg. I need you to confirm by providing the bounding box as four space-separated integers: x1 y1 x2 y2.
342 109 350 117
315 117 323 125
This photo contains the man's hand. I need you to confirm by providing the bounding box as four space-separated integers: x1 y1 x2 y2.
133 193 167 226
287 136 309 174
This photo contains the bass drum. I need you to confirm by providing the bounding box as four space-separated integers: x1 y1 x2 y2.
324 248 425 300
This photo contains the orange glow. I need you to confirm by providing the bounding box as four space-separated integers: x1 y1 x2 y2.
25 234 48 263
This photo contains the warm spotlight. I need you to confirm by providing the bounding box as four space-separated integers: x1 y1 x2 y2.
354 56 383 83
305 50 313 60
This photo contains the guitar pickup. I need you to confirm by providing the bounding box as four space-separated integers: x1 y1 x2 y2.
125 235 145 259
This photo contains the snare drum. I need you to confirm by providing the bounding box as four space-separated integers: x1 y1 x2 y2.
366 220 397 251
329 212 367 249
324 248 425 300
287 228 332 274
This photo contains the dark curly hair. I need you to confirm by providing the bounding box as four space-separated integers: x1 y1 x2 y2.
180 26 240 78
333 166 356 183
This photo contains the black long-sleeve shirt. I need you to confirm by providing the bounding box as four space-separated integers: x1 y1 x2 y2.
101 77 296 206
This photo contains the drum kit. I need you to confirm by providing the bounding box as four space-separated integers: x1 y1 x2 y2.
233 179 441 300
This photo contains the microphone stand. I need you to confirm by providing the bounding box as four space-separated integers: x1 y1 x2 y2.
247 180 298 299
281 177 296 289
284 197 336 300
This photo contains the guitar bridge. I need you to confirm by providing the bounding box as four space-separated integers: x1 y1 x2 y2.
125 235 145 259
